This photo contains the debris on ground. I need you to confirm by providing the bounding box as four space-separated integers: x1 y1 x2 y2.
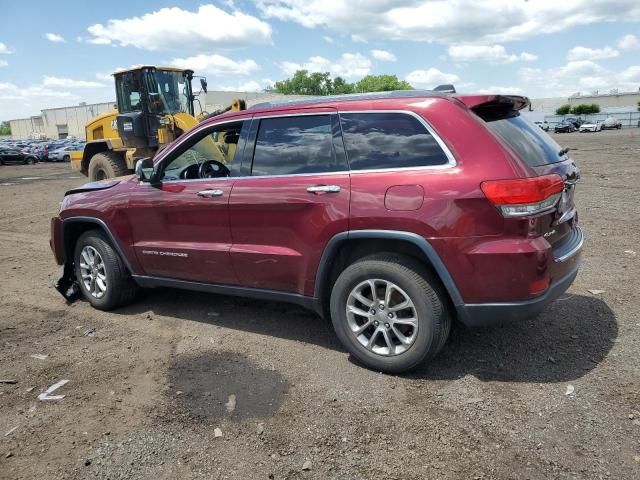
225 394 237 414
4 426 18 437
30 353 48 360
302 460 312 471
38 379 69 401
256 423 265 435
83 328 96 337
587 289 606 295
0 379 17 384
565 384 575 396
214 428 223 438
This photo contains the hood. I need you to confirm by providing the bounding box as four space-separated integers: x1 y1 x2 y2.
64 179 121 196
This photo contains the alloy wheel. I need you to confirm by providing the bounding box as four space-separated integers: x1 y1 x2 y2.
346 279 418 356
79 245 107 298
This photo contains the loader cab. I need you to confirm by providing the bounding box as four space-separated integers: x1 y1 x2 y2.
114 66 195 148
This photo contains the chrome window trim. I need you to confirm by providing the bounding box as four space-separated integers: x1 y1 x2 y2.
150 108 457 185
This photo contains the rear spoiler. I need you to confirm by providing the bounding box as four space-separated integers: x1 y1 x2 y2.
455 95 531 121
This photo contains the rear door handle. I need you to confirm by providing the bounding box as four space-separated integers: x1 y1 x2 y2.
197 189 224 198
306 185 341 194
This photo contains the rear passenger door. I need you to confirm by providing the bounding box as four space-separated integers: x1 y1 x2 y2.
228 111 350 295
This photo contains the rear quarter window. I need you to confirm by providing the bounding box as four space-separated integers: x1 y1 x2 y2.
339 112 450 170
484 115 564 167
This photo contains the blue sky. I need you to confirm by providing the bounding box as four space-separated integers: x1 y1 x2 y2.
1 0 639 120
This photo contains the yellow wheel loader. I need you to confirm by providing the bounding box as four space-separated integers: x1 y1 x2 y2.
70 66 245 181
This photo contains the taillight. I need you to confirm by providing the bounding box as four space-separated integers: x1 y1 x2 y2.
481 174 564 217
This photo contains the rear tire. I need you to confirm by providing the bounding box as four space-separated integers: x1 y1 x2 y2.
88 151 128 181
63 155 70 162
330 254 451 373
25 157 35 165
73 230 137 310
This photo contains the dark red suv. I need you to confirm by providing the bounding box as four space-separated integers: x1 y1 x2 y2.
50 90 583 373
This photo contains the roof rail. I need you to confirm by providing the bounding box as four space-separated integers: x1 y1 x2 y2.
249 88 456 110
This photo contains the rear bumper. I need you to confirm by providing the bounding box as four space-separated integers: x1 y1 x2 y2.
456 259 580 327
454 225 583 327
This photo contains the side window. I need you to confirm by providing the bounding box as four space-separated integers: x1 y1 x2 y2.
339 112 449 170
251 115 343 176
160 121 246 181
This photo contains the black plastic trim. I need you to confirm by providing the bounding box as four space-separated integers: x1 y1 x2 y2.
132 275 322 314
61 216 134 273
460 261 581 327
313 230 465 308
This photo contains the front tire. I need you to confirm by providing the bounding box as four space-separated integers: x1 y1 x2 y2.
330 255 451 373
74 230 137 310
88 151 128 181
63 155 70 162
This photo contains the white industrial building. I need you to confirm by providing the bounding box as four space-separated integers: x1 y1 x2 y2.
8 91 305 140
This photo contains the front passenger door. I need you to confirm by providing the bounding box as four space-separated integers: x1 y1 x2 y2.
126 120 247 284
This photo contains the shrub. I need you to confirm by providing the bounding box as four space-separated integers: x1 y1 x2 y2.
555 104 571 115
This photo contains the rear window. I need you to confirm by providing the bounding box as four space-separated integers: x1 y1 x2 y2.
339 112 449 170
484 115 564 167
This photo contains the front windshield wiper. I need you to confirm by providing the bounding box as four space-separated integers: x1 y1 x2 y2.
558 147 570 157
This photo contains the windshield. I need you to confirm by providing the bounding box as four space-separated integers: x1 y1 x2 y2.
144 70 193 116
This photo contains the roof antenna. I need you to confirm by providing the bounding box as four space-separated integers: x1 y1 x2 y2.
433 84 456 93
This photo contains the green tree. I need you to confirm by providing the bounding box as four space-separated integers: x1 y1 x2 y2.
353 74 413 93
271 71 414 96
272 70 334 96
555 104 571 115
570 103 600 115
0 121 10 136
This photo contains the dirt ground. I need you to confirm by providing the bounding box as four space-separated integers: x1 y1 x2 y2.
1 129 639 480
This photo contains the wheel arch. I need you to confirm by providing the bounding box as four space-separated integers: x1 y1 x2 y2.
82 141 113 175
61 217 134 274
314 230 465 318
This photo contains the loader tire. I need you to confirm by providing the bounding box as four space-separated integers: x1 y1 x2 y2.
88 151 128 181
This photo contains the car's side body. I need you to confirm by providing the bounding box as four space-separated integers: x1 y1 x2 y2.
51 92 582 331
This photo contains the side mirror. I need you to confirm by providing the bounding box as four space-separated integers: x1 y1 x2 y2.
200 78 208 93
135 157 155 182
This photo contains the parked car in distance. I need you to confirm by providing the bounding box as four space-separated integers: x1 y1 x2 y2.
534 121 550 131
49 145 82 162
51 90 583 373
554 120 576 133
0 145 39 165
579 120 604 132
563 117 586 128
602 117 622 129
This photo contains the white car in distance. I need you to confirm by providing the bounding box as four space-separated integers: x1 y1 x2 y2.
579 120 604 133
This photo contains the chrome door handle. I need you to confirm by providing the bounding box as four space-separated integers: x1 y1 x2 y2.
197 189 224 198
307 185 341 194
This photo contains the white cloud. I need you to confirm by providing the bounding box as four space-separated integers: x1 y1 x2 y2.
0 42 12 54
170 54 259 77
86 4 272 51
280 53 371 79
216 81 263 92
322 35 334 44
42 76 106 88
95 72 113 82
0 60 7 68
618 33 640 50
474 85 524 95
518 60 640 96
370 49 397 62
45 33 66 43
567 46 619 61
448 44 537 64
405 68 460 88
255 1 640 44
